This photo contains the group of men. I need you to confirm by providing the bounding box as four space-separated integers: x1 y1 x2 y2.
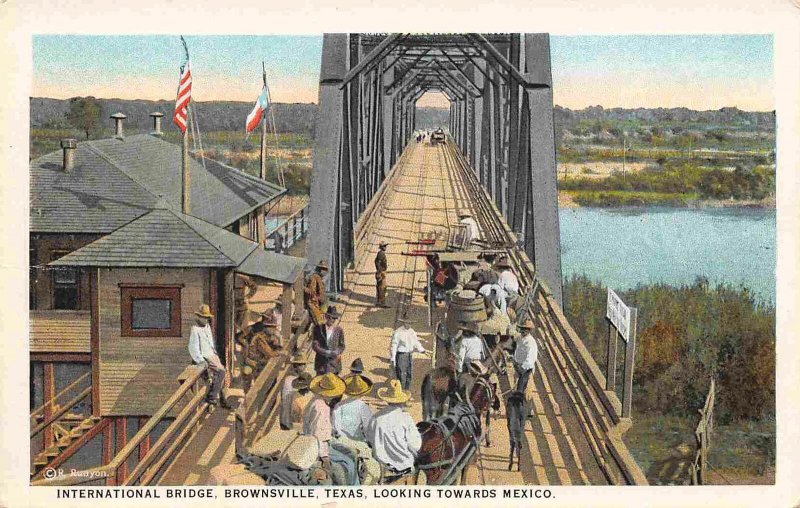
279 357 423 482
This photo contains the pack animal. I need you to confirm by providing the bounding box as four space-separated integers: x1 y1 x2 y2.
505 390 526 471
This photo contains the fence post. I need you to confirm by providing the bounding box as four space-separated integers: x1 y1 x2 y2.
606 322 618 392
621 308 637 418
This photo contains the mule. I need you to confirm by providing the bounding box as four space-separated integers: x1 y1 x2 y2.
420 366 458 421
505 390 526 471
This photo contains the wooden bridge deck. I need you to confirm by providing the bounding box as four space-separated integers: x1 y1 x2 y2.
157 140 612 485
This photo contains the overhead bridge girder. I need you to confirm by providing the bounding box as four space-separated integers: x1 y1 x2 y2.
307 33 563 306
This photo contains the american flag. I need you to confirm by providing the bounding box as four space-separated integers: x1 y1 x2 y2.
173 39 192 134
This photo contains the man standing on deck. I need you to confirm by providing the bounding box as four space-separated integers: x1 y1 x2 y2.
513 319 538 395
367 379 422 480
496 257 520 297
312 306 346 375
456 321 485 374
375 240 390 308
458 212 480 245
303 373 346 470
389 317 427 391
305 260 329 326
188 304 231 413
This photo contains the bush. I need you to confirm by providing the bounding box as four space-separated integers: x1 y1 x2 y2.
563 275 775 422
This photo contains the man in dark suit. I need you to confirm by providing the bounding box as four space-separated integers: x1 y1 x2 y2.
312 306 346 375
375 241 389 308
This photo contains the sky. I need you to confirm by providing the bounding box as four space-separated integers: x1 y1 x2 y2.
32 34 774 111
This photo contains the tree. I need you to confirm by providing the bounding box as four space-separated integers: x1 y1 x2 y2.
66 97 101 139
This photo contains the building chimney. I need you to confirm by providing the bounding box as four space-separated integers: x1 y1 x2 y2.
61 138 77 172
150 112 164 136
110 112 126 138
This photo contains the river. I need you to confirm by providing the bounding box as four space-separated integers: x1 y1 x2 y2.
559 207 776 305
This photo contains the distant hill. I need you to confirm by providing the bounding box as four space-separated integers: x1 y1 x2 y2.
31 97 775 137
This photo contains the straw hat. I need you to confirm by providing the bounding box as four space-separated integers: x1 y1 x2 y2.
349 358 365 374
291 371 313 390
344 374 373 397
281 435 320 470
467 360 488 376
309 373 346 398
458 212 472 218
316 259 330 271
194 304 214 318
377 379 410 404
325 306 342 320
496 257 512 269
459 321 480 334
379 240 389 248
519 319 535 330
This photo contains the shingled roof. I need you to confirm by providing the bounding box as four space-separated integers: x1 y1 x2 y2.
50 207 257 268
51 207 307 283
31 134 285 233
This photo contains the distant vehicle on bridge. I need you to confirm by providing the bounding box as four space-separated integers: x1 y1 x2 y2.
431 128 446 145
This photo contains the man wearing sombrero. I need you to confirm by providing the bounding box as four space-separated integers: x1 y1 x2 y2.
374 240 390 308
458 211 480 245
305 259 329 326
366 379 422 478
188 304 230 413
311 306 346 375
496 257 520 297
303 373 346 470
332 371 374 441
513 319 538 394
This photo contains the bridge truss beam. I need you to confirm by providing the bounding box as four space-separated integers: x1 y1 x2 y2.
308 33 563 305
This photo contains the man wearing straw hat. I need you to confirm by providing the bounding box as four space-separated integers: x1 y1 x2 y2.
311 306 346 375
513 319 538 395
367 379 422 479
188 304 230 413
305 259 329 326
332 372 374 441
458 211 480 245
496 257 520 297
455 321 485 374
374 240 390 308
303 373 346 470
280 353 310 430
389 316 427 391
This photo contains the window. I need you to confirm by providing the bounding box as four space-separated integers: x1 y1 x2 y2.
120 286 182 337
51 250 79 310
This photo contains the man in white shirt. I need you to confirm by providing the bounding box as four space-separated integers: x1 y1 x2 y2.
279 353 309 430
456 322 485 374
478 283 508 314
188 304 229 413
496 257 520 296
333 373 374 441
458 212 480 245
367 379 422 477
513 319 538 395
390 318 427 391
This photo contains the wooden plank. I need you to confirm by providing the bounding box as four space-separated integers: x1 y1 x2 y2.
31 418 111 482
138 417 150 461
30 353 91 363
90 268 100 416
115 418 128 484
42 363 55 449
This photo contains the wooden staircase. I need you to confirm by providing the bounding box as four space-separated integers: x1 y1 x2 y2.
31 415 103 477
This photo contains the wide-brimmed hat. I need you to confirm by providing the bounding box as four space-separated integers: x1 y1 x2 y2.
194 304 214 318
467 360 488 376
379 240 389 248
464 280 482 292
349 358 365 374
316 259 330 271
459 321 480 334
377 379 410 404
519 318 535 330
281 434 319 470
309 373 346 398
344 374 373 397
290 353 309 365
325 306 342 320
291 371 313 390
458 212 472 218
496 257 512 269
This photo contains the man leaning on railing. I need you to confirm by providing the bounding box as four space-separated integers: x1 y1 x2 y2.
188 304 233 414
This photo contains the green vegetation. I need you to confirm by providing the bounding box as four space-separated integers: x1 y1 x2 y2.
66 97 101 139
563 275 775 483
559 162 775 205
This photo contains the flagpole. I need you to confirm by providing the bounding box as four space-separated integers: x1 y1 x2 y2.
257 61 268 248
181 37 191 215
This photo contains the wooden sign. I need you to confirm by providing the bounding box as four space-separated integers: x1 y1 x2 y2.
606 288 632 342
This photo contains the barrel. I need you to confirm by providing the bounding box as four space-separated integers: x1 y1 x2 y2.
445 289 487 332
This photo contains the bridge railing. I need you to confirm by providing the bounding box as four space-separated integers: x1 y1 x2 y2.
266 205 308 253
446 139 648 486
31 366 209 487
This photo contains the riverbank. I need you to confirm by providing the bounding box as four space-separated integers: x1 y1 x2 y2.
558 190 775 209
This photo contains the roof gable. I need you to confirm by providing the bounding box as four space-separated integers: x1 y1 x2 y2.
50 208 257 268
